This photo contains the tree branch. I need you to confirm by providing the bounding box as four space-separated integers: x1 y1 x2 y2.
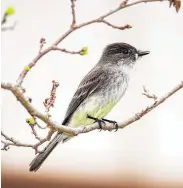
1 130 53 154
52 46 83 55
15 0 168 86
1 131 33 150
2 81 183 137
1 21 17 32
100 20 132 30
70 0 77 28
43 80 60 114
142 86 158 101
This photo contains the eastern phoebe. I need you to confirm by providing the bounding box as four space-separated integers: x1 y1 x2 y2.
29 42 150 171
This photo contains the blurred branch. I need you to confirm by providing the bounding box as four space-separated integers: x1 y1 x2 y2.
1 21 17 32
169 0 181 12
1 7 16 31
1 13 7 25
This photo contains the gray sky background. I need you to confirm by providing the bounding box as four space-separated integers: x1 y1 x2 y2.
1 0 183 182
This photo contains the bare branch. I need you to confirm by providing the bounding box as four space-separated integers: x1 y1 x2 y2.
1 13 7 25
142 86 158 101
1 21 17 32
52 46 82 55
43 80 59 114
1 81 183 152
36 122 47 129
1 131 33 150
2 81 183 137
29 125 42 142
33 129 55 154
73 81 183 134
16 0 168 86
39 38 46 53
16 46 82 85
53 0 169 46
1 82 71 134
100 20 132 30
1 130 46 153
70 0 77 28
42 80 59 142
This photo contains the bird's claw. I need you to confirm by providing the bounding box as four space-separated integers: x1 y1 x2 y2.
98 120 106 131
113 121 118 132
101 118 118 132
87 115 106 131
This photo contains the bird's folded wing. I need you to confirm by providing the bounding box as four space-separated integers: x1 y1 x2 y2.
62 67 106 125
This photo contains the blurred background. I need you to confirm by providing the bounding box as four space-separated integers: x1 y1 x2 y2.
1 0 183 187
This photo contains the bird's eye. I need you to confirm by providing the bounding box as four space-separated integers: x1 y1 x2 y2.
123 49 129 54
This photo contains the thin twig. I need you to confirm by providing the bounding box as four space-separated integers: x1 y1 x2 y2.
1 129 54 154
39 38 46 53
1 13 7 25
142 86 158 101
35 120 47 129
1 131 33 150
33 129 55 154
26 117 42 141
43 80 59 114
52 46 82 55
71 0 76 28
43 80 59 135
100 20 132 30
1 21 17 32
29 125 42 142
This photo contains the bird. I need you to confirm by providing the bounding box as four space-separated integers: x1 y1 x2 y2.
29 42 150 171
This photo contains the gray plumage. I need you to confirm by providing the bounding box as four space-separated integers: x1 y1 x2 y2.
29 42 150 171
62 67 107 125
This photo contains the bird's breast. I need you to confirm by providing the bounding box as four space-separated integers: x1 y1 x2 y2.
102 71 129 103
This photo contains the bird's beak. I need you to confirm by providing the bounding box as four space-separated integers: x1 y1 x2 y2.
138 50 150 57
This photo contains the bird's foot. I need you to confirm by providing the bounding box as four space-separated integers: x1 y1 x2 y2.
102 118 118 131
87 115 106 131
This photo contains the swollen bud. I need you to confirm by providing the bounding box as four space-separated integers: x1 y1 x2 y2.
80 47 88 55
26 118 35 126
24 66 31 71
5 7 15 16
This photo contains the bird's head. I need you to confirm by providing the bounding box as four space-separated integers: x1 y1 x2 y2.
100 42 150 68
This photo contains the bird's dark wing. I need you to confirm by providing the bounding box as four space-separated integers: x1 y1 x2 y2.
62 67 106 125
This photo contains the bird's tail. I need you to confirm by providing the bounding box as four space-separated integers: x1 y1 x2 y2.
29 133 71 172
